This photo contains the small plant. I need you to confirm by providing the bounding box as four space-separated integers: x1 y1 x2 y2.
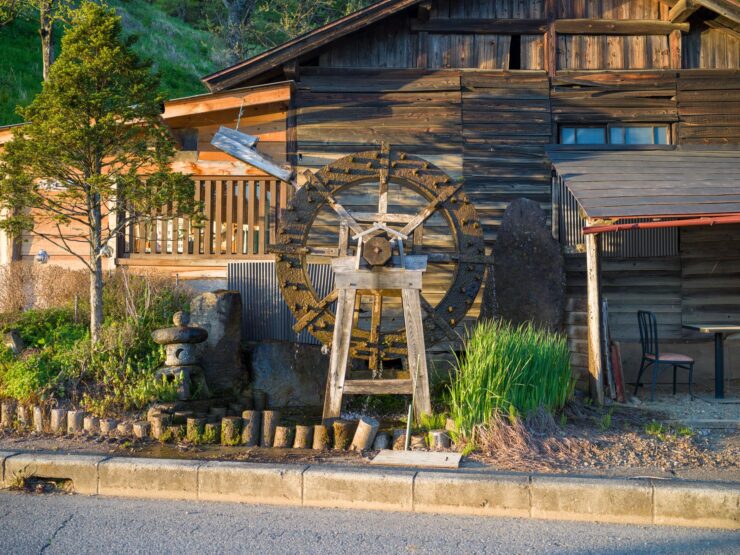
201 426 217 444
676 425 695 438
559 414 568 428
447 320 574 439
419 412 447 431
598 408 613 432
645 420 668 441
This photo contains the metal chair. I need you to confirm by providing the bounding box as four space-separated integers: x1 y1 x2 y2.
635 310 695 401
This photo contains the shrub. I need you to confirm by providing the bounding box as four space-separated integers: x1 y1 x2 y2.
447 319 574 438
0 270 192 413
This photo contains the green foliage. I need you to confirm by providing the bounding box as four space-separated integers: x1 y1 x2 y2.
419 412 447 431
0 272 191 413
201 425 217 444
598 408 613 432
644 420 668 441
446 320 574 439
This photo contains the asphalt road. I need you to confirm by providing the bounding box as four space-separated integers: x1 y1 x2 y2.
0 491 737 555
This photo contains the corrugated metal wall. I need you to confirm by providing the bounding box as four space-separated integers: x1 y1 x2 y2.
553 177 679 257
228 261 335 344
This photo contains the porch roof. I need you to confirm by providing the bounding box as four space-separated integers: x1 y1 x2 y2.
547 147 740 221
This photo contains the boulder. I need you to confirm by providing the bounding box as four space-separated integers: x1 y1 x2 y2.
3 330 25 355
249 340 327 408
190 290 246 395
491 198 566 331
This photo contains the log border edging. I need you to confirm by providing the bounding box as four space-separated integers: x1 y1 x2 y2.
0 450 737 530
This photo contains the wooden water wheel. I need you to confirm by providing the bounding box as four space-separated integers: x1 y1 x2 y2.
271 145 487 372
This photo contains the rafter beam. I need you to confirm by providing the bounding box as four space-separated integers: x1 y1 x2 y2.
669 0 700 23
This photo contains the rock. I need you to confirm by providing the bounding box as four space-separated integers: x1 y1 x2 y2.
491 198 566 331
249 340 327 408
3 330 25 355
190 290 246 395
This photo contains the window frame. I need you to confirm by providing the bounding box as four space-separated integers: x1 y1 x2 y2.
559 123 672 146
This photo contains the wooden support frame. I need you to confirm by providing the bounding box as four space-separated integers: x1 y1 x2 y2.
322 256 433 423
585 226 605 406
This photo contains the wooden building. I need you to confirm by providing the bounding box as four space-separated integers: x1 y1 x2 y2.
2 0 739 392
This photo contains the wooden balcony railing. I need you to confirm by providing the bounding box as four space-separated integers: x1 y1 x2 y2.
121 176 288 260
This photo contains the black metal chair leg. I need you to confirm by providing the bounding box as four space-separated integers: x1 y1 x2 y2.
673 365 677 395
651 363 659 402
634 358 646 396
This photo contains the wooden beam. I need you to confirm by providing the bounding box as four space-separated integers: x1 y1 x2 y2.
283 60 299 81
669 0 700 23
697 0 740 25
585 228 605 406
343 379 413 395
162 82 292 120
554 19 689 35
544 0 557 77
669 29 683 68
410 19 547 34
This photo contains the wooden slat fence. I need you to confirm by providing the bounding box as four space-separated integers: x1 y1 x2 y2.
122 176 288 259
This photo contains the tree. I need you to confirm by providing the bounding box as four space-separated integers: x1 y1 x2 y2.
0 1 201 341
219 0 257 63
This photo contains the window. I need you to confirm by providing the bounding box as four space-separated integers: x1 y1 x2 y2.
560 124 670 145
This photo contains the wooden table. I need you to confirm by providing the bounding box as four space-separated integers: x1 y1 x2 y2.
682 324 740 399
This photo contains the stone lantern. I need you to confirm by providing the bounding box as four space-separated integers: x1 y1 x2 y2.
151 311 209 400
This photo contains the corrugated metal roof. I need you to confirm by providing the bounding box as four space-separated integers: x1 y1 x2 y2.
547 149 740 220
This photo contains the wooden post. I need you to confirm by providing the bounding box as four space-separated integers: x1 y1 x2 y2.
293 425 313 448
261 410 280 447
402 288 432 420
322 288 357 421
350 416 379 451
33 406 45 433
544 0 557 77
67 410 84 434
312 424 331 449
669 29 682 69
273 425 294 448
241 410 261 446
585 228 605 406
332 419 355 450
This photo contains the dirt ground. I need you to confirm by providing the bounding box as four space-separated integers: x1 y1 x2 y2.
1 395 737 483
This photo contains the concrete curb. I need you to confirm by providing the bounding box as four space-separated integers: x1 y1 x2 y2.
1 451 737 529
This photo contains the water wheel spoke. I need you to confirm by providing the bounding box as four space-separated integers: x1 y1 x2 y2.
420 294 459 341
303 170 364 236
292 289 339 333
398 181 465 237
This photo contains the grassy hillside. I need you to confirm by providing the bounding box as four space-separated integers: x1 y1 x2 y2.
0 0 225 125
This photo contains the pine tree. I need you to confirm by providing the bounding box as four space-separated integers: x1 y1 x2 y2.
0 1 201 341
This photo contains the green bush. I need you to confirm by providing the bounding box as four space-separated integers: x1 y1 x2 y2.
447 320 574 438
0 271 190 413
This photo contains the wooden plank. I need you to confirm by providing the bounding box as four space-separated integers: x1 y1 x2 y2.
343 379 412 394
371 449 461 469
204 180 213 255
163 83 291 119
214 180 223 255
247 179 255 255
402 288 432 420
236 179 245 255
269 180 278 248
410 19 547 34
323 287 357 421
258 178 267 254
225 179 234 255
555 19 689 35
194 181 203 255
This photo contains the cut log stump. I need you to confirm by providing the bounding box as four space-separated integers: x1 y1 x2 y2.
312 424 331 450
429 430 451 449
203 422 220 444
33 406 45 433
350 416 379 451
0 400 16 427
293 425 313 449
133 421 150 439
67 410 84 434
261 410 280 447
273 425 294 448
221 416 242 445
99 418 117 435
186 417 206 443
83 416 99 434
241 410 261 446
50 408 67 434
332 419 356 450
372 432 390 450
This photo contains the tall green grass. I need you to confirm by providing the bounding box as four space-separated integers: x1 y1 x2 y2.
447 320 574 438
